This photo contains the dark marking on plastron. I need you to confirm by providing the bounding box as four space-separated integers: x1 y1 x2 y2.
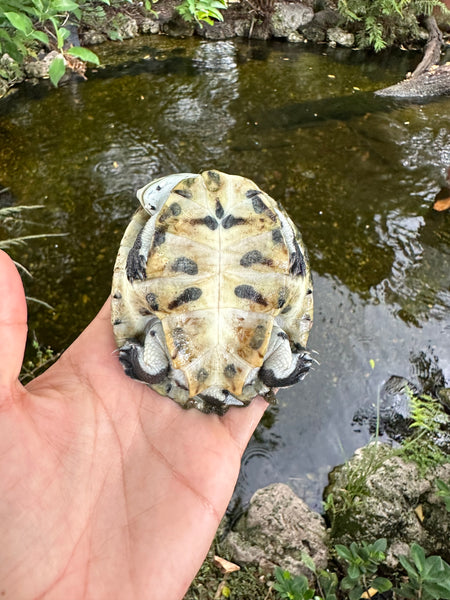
153 228 166 248
277 287 289 308
146 292 159 311
168 287 202 310
306 288 312 295
249 324 266 350
190 216 218 230
171 327 188 352
281 304 292 314
196 368 209 382
222 214 246 229
174 189 191 199
224 364 237 379
215 198 224 219
246 189 261 200
113 291 122 300
277 331 289 340
240 250 273 268
139 307 152 316
234 284 268 307
170 202 182 215
289 238 306 276
206 171 221 190
113 318 122 326
272 228 283 245
171 256 198 275
126 230 147 281
250 194 267 214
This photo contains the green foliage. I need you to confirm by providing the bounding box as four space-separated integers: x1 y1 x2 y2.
20 337 58 383
338 0 450 50
177 0 227 27
397 543 450 599
435 478 450 512
324 443 392 533
398 387 449 473
299 552 338 600
335 538 392 600
0 0 101 88
273 568 316 600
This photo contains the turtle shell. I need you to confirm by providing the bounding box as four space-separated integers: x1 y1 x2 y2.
112 170 313 414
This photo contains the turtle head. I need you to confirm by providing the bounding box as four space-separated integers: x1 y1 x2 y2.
137 172 197 215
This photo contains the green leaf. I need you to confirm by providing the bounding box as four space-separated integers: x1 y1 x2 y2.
348 585 364 600
423 581 450 599
52 0 80 11
399 554 419 580
410 543 426 572
48 55 65 87
30 30 49 44
371 576 392 592
4 11 33 35
347 564 360 580
301 552 316 574
335 544 353 562
66 46 100 65
372 538 387 553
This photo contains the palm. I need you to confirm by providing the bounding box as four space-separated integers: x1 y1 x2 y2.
0 250 266 599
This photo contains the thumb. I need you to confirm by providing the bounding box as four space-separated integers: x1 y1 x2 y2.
0 250 28 388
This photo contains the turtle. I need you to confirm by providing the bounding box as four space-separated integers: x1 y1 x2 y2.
111 170 313 414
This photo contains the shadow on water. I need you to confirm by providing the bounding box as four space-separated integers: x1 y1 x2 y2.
250 92 449 131
0 36 449 511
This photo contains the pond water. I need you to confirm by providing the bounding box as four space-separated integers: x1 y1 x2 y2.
0 36 449 513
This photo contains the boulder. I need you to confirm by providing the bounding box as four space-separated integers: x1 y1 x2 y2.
327 26 354 47
270 2 314 38
24 51 62 79
326 444 450 564
302 8 341 43
223 483 329 576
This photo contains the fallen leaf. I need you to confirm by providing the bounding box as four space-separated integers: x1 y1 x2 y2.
433 197 450 211
213 555 240 574
415 504 424 522
361 588 379 598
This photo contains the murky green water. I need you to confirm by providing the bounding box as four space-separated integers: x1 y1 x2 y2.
1 36 449 511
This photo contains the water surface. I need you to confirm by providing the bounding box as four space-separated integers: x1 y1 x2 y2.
0 36 449 511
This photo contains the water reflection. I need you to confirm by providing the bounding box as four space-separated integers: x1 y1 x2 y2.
0 37 448 509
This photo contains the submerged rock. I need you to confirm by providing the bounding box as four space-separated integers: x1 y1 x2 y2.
223 483 328 576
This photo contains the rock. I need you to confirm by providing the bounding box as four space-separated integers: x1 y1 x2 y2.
162 13 195 37
326 444 450 563
0 78 8 99
327 26 354 48
287 31 305 43
116 16 138 40
198 18 249 39
81 30 108 45
302 8 341 43
223 483 329 576
24 51 63 79
270 2 314 38
139 17 160 35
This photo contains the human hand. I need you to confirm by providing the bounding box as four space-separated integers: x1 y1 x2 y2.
0 250 267 599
